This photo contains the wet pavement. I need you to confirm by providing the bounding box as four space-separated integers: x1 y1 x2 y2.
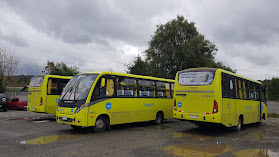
1 110 279 157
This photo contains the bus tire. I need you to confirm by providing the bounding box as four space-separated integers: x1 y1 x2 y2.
154 112 164 125
93 116 107 133
71 125 82 130
234 117 243 131
2 107 7 112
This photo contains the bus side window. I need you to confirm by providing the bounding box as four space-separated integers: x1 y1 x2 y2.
238 80 243 99
229 78 236 98
47 78 59 95
116 77 137 97
222 73 229 98
156 81 171 98
235 78 239 98
138 80 155 97
106 78 114 96
170 83 174 98
249 82 255 99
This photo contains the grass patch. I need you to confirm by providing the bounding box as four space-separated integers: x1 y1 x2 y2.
268 113 279 118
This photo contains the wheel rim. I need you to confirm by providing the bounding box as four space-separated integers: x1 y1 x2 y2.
96 119 104 129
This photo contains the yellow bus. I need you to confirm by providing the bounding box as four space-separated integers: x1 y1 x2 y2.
56 72 174 132
173 68 267 131
27 75 72 115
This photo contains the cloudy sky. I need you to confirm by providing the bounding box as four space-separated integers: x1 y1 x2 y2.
1 0 279 80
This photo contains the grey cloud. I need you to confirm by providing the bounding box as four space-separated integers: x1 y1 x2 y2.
0 31 28 47
197 0 279 45
2 0 178 46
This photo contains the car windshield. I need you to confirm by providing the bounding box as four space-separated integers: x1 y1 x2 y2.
61 74 98 101
178 71 215 86
30 76 44 87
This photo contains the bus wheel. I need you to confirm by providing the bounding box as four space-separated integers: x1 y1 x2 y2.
93 116 107 133
234 117 243 131
154 112 164 125
71 125 82 130
2 107 7 112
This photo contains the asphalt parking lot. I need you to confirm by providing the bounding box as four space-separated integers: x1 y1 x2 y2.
1 110 279 157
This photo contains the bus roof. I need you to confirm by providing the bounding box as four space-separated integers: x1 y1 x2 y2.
178 68 262 85
34 74 72 79
80 71 174 82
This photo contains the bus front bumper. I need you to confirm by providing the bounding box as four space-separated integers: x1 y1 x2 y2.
56 112 87 127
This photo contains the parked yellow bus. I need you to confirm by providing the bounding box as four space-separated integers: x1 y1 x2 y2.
27 75 72 115
56 72 174 132
173 68 267 131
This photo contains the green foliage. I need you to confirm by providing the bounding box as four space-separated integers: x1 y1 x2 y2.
127 15 234 79
6 75 33 87
268 113 279 118
43 61 79 76
0 78 6 93
267 78 279 100
127 56 148 76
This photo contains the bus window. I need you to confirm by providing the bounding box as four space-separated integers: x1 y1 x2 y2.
48 78 59 95
249 82 255 99
235 78 239 98
30 76 44 87
117 77 136 97
170 83 174 98
138 80 155 97
229 78 236 98
92 76 114 99
245 81 249 99
106 78 115 96
156 82 171 98
238 80 243 99
222 74 229 98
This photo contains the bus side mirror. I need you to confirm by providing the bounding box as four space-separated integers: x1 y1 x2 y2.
101 78 106 87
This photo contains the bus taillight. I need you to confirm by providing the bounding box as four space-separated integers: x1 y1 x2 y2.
40 97 43 106
212 100 218 114
174 99 177 111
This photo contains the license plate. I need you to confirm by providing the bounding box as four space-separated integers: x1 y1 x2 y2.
31 107 34 110
62 117 68 121
189 115 197 119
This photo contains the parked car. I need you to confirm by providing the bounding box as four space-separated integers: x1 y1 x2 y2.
0 94 9 112
9 97 28 110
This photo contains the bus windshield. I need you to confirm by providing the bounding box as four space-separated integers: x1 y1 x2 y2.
178 71 215 86
61 74 98 100
30 76 44 87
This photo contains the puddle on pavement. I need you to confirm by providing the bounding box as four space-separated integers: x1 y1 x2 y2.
233 149 279 157
163 144 233 157
173 132 213 141
20 133 95 144
249 132 268 142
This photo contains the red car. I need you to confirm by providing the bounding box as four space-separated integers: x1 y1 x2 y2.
9 98 28 110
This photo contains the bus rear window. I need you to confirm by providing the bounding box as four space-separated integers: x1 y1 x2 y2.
30 77 44 87
178 71 215 86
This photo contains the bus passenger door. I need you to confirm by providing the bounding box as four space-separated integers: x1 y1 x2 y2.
46 78 60 115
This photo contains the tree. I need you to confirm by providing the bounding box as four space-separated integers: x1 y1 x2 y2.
128 15 234 79
267 78 279 100
0 47 20 92
127 55 148 76
43 61 79 76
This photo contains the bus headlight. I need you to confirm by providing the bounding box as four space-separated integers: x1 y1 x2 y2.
74 103 88 114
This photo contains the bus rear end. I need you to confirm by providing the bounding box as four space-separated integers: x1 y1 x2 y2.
27 76 46 113
173 68 222 126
